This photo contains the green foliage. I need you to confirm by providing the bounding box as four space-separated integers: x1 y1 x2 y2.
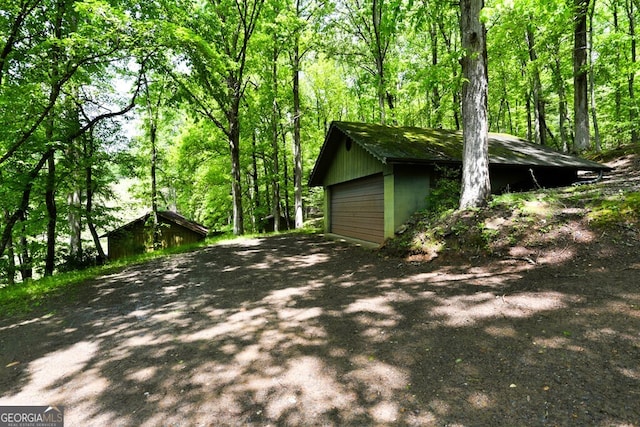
426 167 461 216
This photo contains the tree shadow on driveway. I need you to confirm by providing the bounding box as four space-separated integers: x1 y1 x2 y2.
1 234 639 425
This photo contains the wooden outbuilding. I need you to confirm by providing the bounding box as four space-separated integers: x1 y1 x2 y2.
309 121 611 246
103 210 208 259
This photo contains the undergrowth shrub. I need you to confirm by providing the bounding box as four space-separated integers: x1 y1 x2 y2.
426 167 461 216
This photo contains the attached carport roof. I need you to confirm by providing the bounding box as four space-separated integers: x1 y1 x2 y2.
309 121 611 186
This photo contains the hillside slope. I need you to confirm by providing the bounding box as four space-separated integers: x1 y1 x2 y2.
382 146 640 268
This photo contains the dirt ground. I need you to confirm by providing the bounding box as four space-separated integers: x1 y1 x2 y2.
1 159 640 426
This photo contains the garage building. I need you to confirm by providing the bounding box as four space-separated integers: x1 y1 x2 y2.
308 121 610 246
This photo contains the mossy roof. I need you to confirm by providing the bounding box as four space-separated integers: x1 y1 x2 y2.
309 121 610 186
102 210 208 237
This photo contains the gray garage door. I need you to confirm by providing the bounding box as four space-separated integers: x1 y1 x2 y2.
330 174 384 244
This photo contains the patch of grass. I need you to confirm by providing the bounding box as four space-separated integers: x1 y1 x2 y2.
0 265 114 317
587 192 640 227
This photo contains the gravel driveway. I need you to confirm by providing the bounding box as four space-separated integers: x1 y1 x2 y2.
1 234 639 426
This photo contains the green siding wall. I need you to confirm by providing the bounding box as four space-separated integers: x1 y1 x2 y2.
393 166 432 231
322 135 389 186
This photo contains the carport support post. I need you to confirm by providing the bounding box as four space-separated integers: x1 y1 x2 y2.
383 171 395 241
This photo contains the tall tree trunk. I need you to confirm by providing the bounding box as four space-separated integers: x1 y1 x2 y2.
430 21 442 128
627 0 638 144
372 0 386 125
439 20 461 130
292 33 304 229
18 217 32 282
271 39 281 232
142 73 162 249
551 51 570 152
229 88 244 235
43 0 68 277
84 132 106 262
44 148 56 276
85 175 106 262
67 189 82 263
3 210 15 285
280 128 291 229
588 0 601 151
573 0 591 153
459 0 491 209
612 1 623 144
66 102 82 265
526 23 547 145
251 132 260 230
150 120 160 248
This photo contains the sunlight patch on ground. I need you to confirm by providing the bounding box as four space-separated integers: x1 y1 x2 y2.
126 366 157 382
262 356 357 422
285 253 331 268
12 341 98 397
345 358 410 423
522 200 550 216
617 367 640 380
121 331 174 349
216 237 264 247
484 325 518 338
262 282 325 306
277 307 323 323
345 295 398 316
397 267 526 288
1 340 110 425
432 291 568 326
0 312 55 333
468 391 494 409
184 307 269 342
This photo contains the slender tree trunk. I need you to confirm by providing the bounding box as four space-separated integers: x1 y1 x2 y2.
439 20 461 130
551 51 571 152
459 0 491 209
281 128 291 229
3 210 15 285
430 21 442 128
67 189 82 263
526 23 547 145
251 132 260 229
142 73 162 249
150 120 160 248
229 89 244 235
271 39 281 232
44 149 56 276
84 133 106 262
19 217 32 282
588 0 601 152
292 33 304 229
66 111 83 265
573 0 591 153
627 0 638 144
526 89 533 143
612 2 623 144
372 0 386 125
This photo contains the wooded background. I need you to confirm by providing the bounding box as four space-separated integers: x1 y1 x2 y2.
0 0 637 283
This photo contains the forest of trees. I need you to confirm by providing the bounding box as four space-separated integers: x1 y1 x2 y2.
0 0 638 284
